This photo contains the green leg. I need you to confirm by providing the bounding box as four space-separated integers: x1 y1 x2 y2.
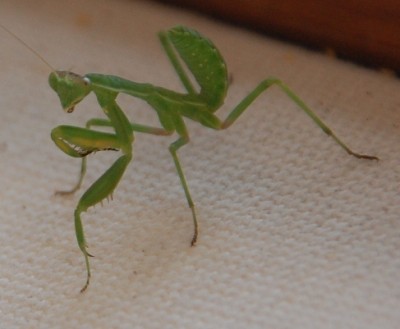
86 119 200 245
159 31 196 95
86 118 173 136
91 116 198 245
56 119 173 195
52 124 120 195
55 157 87 195
51 124 134 291
75 154 132 292
54 118 170 196
169 136 198 246
53 119 174 291
221 78 378 160
72 116 172 187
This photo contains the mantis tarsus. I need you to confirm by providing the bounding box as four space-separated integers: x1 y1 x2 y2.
1 24 378 292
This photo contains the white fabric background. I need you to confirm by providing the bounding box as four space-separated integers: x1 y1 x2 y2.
0 0 399 328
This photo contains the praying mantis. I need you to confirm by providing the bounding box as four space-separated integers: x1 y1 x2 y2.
1 24 378 292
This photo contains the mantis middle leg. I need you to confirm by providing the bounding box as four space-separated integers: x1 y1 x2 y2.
82 118 199 245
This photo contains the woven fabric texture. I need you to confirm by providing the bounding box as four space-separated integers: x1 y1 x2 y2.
0 1 399 328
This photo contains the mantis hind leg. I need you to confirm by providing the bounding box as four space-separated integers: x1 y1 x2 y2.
75 153 132 292
221 78 378 160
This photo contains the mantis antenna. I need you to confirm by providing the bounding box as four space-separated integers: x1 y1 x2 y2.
0 23 55 71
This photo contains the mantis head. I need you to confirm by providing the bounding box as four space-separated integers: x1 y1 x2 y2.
49 71 91 113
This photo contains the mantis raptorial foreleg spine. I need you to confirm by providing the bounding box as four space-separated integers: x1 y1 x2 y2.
0 23 378 292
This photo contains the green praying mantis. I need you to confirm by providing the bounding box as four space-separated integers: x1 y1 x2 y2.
1 24 377 292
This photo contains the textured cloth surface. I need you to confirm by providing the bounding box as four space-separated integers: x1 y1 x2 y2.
0 1 399 328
